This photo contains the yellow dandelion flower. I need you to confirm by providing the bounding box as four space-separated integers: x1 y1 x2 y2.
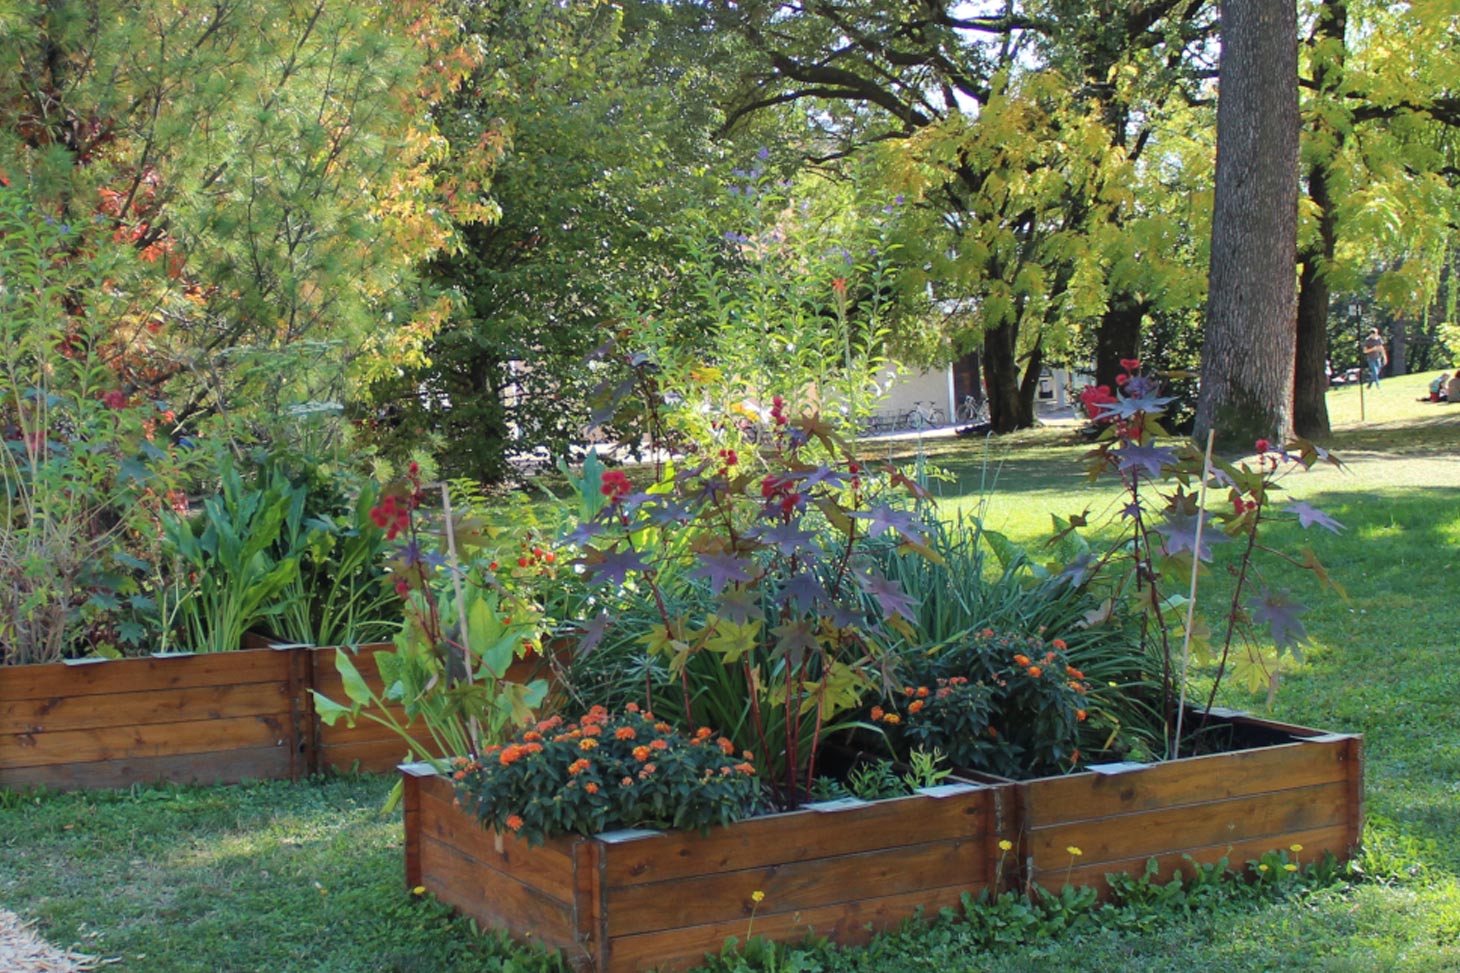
1283 863 1298 872
751 890 766 903
1290 843 1303 853
1258 864 1269 872
411 886 427 896
1066 845 1083 857
998 840 1014 852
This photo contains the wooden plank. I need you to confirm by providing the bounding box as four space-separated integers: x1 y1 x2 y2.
1034 822 1352 894
2 714 289 770
0 745 291 790
419 833 580 953
0 682 289 735
602 836 989 937
603 883 972 973
600 787 994 887
1342 736 1365 857
572 839 602 966
0 650 289 701
1026 780 1350 869
1021 738 1349 827
318 738 434 775
403 771 424 890
417 776 578 902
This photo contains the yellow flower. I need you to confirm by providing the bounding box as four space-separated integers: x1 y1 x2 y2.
751 890 766 903
1283 863 1298 873
411 886 427 896
1066 845 1083 857
1290 843 1303 853
998 840 1013 852
1258 864 1270 872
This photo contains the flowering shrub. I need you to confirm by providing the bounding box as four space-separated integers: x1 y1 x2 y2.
875 632 1091 776
451 705 760 845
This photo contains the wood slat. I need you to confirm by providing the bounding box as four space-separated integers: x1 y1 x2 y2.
417 777 578 902
0 650 290 701
318 739 432 775
1020 738 1349 827
1026 780 1350 869
603 836 989 937
0 745 291 790
1036 822 1353 894
419 833 581 953
2 714 289 770
0 682 288 735
600 787 994 887
603 883 972 973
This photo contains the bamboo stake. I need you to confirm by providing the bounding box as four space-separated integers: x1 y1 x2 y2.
439 482 480 752
1171 428 1216 760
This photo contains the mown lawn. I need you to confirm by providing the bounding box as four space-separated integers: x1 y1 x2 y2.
2 372 1458 972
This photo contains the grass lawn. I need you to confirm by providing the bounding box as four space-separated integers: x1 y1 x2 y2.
2 372 1458 972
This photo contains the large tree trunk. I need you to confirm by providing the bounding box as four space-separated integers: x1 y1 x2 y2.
1194 0 1300 450
983 321 1034 432
1293 0 1347 440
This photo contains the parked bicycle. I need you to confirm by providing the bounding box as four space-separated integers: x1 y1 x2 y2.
902 400 946 430
957 394 989 425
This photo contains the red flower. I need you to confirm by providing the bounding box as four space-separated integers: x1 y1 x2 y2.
1255 438 1271 453
1120 358 1141 371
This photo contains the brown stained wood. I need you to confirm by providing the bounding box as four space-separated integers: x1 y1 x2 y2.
1021 738 1349 827
1036 822 1352 895
603 883 972 973
0 682 289 736
1342 736 1365 857
419 833 580 953
571 839 602 960
600 788 993 888
1026 780 1351 869
0 650 291 701
2 714 289 770
317 738 430 775
417 777 578 903
603 836 988 937
0 746 291 790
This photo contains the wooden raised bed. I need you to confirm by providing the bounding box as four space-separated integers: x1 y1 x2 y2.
1013 711 1364 893
401 765 1012 973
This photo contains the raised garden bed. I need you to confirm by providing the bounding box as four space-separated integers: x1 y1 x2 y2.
1012 711 1364 893
401 765 1013 973
402 710 1363 971
0 642 544 789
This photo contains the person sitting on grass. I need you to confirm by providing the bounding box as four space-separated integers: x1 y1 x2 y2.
1449 371 1460 404
1425 373 1450 402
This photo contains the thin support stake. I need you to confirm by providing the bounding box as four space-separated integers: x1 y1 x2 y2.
1172 428 1216 760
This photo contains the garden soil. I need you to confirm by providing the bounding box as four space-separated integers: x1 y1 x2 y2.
0 910 99 972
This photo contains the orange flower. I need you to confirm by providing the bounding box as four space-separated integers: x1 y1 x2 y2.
1052 639 1068 650
639 763 657 776
883 713 901 725
870 705 885 721
650 738 669 751
585 782 599 794
1027 665 1042 677
695 726 714 739
1013 654 1031 667
718 737 735 755
908 700 925 715
916 686 930 699
499 745 523 766
733 762 755 775
621 776 634 787
568 758 591 775
615 726 636 740
654 722 672 734
581 723 602 737
522 731 542 742
981 627 995 637
633 745 651 761
579 738 598 750
452 770 466 781
626 702 640 713
1076 709 1087 722
505 815 524 832
1045 651 1057 664
522 742 543 754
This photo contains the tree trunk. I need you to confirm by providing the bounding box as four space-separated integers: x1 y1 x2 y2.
1194 0 1300 450
1094 298 1146 391
983 321 1034 432
1293 0 1346 440
1391 315 1408 375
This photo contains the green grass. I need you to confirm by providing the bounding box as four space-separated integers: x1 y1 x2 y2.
2 371 1458 972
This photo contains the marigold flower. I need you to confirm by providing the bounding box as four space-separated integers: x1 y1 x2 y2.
506 815 524 832
870 706 885 721
718 737 735 755
1076 709 1087 722
883 713 901 725
522 731 542 742
1013 654 1031 667
633 745 651 761
585 782 599 794
640 763 657 776
916 686 930 699
579 738 598 750
654 722 672 734
1027 666 1042 677
1051 639 1067 650
650 738 669 751
908 700 925 715
568 758 591 775
615 726 636 740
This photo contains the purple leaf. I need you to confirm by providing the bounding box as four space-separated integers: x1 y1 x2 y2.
575 612 613 658
688 553 754 592
1285 500 1345 534
579 546 649 587
851 504 925 542
779 572 828 612
854 568 917 621
745 521 815 555
1246 588 1310 655
716 587 760 625
1153 509 1230 562
1116 442 1178 481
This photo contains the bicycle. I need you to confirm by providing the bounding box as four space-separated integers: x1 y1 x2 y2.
902 400 946 430
957 394 989 425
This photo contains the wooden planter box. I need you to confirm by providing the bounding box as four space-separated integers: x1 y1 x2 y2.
401 765 1013 973
1012 711 1364 893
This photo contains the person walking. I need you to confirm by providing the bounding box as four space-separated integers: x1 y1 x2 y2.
1362 328 1388 389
